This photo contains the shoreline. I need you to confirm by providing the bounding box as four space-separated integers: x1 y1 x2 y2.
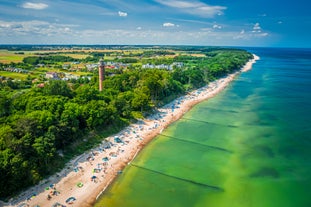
2 54 259 207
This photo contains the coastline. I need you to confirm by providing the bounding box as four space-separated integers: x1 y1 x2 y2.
3 54 259 207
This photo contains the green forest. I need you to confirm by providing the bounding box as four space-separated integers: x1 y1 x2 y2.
0 47 252 199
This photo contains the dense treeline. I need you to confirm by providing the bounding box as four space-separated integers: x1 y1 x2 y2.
0 49 252 199
23 55 77 65
141 50 175 57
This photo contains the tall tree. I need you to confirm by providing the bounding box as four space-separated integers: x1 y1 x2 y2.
44 80 73 98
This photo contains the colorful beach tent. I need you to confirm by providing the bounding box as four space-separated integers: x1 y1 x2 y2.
77 182 83 188
114 136 122 143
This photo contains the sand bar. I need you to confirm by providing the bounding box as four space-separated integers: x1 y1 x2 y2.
1 54 259 207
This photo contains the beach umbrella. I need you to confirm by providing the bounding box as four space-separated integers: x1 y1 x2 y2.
52 202 62 207
109 152 117 156
114 136 122 143
52 190 60 196
66 197 76 203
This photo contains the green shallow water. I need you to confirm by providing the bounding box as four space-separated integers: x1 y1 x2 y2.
95 48 311 207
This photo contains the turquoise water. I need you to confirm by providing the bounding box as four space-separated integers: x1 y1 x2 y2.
95 48 311 207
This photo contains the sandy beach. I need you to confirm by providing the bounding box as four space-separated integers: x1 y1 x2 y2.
1 54 259 207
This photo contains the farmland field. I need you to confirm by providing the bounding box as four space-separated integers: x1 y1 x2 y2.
0 50 29 63
0 71 30 79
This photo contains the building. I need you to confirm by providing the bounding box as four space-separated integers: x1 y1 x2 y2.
98 58 105 91
45 72 59 79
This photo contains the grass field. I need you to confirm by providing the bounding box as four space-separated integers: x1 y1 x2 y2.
0 50 29 63
69 71 93 76
0 48 181 64
61 53 90 59
0 71 31 80
0 50 91 64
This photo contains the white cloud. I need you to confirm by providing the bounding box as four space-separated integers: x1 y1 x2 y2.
100 12 116 16
0 20 78 38
252 22 261 32
234 27 269 40
22 2 48 10
160 1 198 8
163 22 175 27
0 23 11 28
118 11 128 17
0 20 270 46
213 24 222 29
168 18 212 25
154 0 226 18
256 32 269 37
200 28 212 32
77 29 236 45
0 25 271 46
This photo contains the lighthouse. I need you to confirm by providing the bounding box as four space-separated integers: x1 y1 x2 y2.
98 58 105 91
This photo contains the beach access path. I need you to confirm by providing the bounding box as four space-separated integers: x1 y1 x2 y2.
2 54 259 207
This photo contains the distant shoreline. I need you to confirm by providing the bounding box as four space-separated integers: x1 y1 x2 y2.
3 54 259 207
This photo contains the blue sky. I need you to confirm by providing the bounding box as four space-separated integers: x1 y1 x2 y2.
0 0 310 47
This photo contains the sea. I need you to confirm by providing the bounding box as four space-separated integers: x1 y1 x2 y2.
94 47 311 207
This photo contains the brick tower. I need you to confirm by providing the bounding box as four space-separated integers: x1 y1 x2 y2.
98 58 105 91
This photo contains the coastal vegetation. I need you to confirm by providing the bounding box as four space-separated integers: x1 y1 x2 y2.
0 45 252 199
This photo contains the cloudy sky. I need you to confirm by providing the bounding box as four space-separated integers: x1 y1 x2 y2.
0 0 310 47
